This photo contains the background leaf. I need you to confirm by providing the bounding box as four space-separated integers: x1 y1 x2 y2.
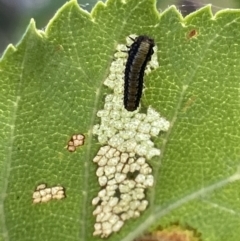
1 0 240 241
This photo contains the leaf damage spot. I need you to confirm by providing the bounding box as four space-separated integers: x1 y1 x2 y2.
136 224 202 241
66 134 85 152
32 183 66 204
92 35 170 238
92 146 152 237
55 44 64 52
182 95 197 112
187 29 198 39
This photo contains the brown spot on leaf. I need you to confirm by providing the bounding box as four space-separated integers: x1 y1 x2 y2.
55 44 64 52
182 95 197 112
135 224 202 241
187 29 198 39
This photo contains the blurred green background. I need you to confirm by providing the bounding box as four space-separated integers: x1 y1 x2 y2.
0 0 238 55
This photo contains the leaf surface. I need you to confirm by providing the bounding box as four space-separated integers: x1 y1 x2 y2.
0 0 240 241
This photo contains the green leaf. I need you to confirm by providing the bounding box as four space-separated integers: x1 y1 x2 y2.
1 0 240 241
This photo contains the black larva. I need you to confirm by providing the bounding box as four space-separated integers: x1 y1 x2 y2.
124 35 155 111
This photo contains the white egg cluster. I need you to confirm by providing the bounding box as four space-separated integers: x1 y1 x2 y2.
67 134 85 152
32 184 65 204
92 35 170 238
